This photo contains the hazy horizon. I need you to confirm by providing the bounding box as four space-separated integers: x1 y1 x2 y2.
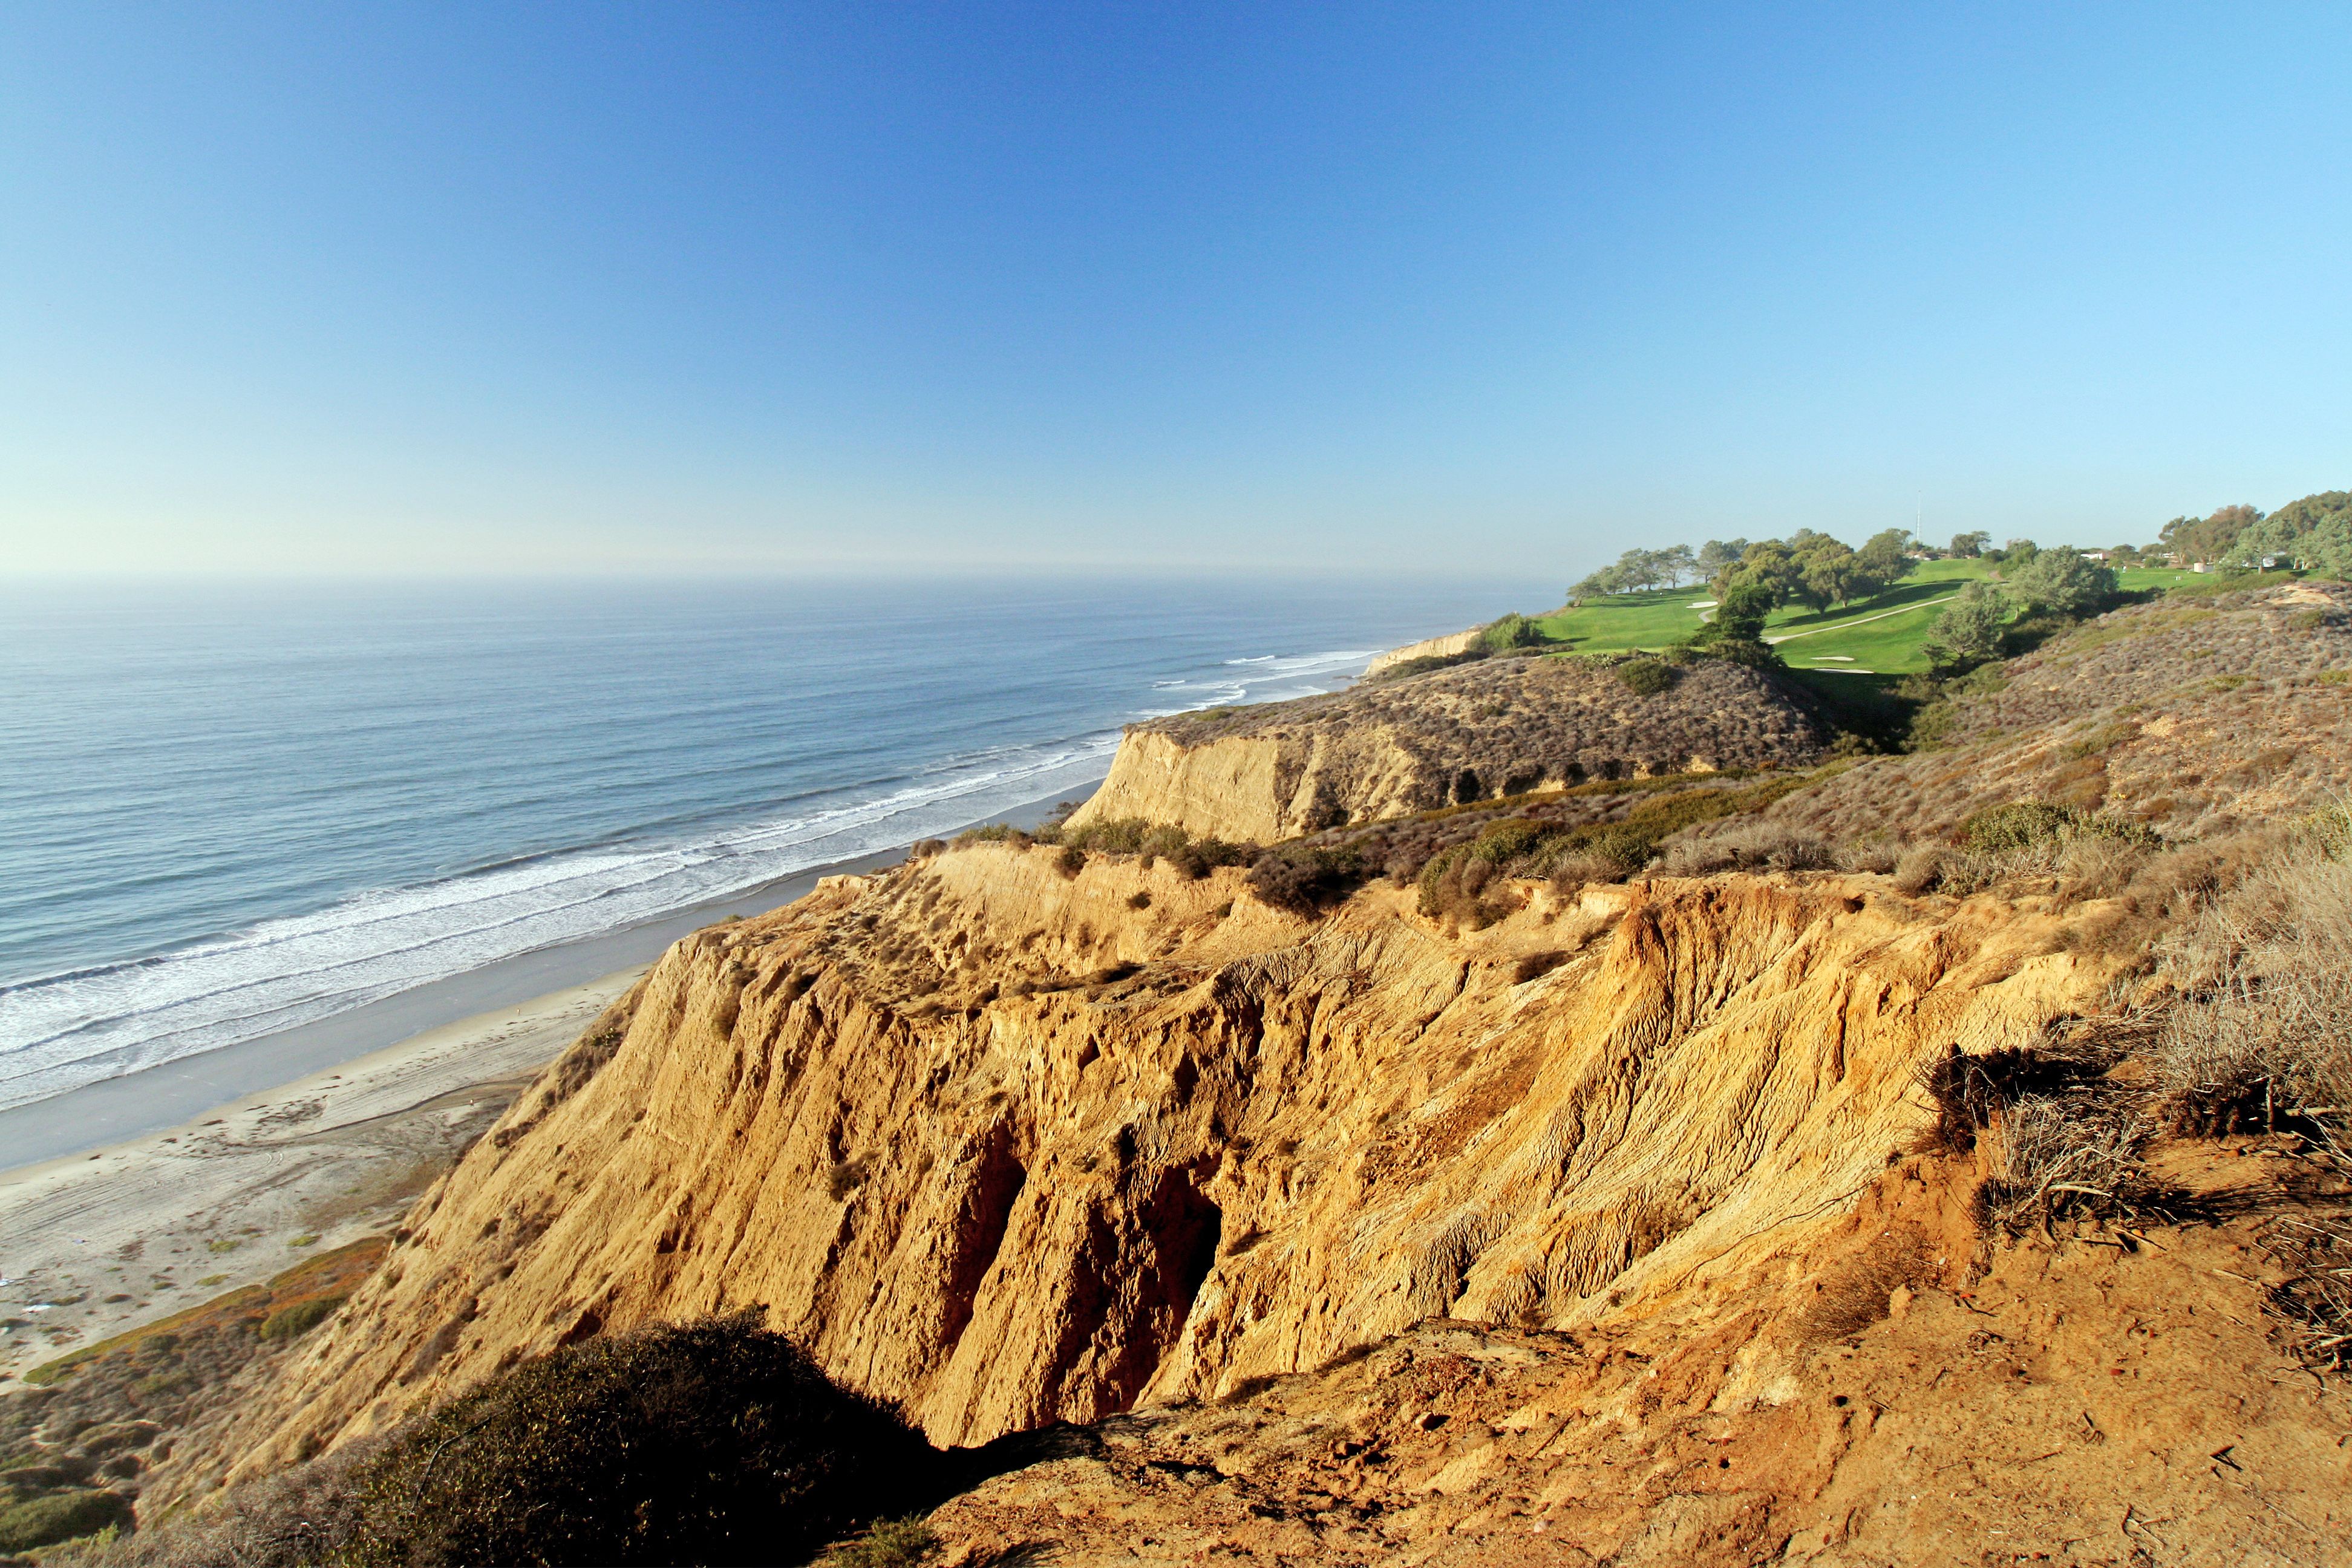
5 2 2348 578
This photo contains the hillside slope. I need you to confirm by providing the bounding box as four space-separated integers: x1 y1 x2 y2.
1747 580 2352 849
218 840 2108 1479
1071 655 1833 841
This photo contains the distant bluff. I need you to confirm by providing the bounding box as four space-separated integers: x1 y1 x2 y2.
1070 654 1835 843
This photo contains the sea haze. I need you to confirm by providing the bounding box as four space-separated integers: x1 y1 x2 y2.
0 573 1513 1112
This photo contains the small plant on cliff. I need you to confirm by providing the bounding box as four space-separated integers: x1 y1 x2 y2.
1614 658 1676 696
826 1515 941 1567
1054 843 1086 878
1246 844 1366 914
258 1294 344 1342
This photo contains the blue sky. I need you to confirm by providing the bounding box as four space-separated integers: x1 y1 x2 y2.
4 2 2348 576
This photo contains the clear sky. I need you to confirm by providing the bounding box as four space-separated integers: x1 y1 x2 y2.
4 2 2348 577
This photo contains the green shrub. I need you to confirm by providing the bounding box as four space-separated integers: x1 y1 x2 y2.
258 1295 344 1343
338 1317 937 1567
1247 844 1367 914
1615 659 1675 696
1469 818 1547 863
1478 613 1549 653
1575 825 1659 873
1956 802 2159 854
0 1488 134 1552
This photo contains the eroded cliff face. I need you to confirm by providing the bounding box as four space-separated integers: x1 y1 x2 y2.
226 840 2117 1477
1362 628 1481 678
1071 655 1832 841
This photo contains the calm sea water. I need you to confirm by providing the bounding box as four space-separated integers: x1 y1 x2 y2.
0 573 1512 1112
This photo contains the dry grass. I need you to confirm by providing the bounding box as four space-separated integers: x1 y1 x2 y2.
2258 1213 2352 1373
1657 818 1834 876
1979 1094 2155 1236
2153 824 2352 1138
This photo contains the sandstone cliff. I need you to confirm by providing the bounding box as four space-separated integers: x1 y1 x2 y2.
1070 655 1832 842
1362 627 1482 678
226 838 2117 1477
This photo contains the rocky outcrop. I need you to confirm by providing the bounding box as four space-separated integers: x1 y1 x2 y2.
1362 627 1482 678
224 840 2118 1475
1071 655 1832 841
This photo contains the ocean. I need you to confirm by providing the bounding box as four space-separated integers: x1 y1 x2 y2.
0 573 1513 1114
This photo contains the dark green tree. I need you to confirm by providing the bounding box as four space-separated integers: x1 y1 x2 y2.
2010 549 2118 617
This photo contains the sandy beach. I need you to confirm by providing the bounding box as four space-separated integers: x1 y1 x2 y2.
0 967 642 1383
0 788 1097 1385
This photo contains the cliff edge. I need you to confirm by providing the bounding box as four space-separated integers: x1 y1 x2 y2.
1070 654 1832 843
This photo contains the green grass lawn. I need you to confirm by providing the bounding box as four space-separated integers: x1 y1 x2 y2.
1534 558 1994 673
1529 586 1714 652
1530 557 2298 678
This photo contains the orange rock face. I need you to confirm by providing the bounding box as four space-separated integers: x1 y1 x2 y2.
226 841 2122 1477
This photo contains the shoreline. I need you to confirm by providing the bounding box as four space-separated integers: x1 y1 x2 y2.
0 967 641 1382
0 782 1096 1175
0 783 1097 1382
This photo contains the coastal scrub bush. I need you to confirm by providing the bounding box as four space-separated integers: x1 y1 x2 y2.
1658 820 1833 877
258 1295 344 1343
1058 817 1149 854
1054 844 1086 878
2010 550 2120 618
81 1316 945 1568
1956 802 2157 855
2155 825 2352 1136
1614 658 1674 696
1169 837 1252 880
1477 613 1549 654
0 1488 134 1553
1247 844 1367 914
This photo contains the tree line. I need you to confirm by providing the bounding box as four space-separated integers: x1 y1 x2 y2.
1574 528 1917 612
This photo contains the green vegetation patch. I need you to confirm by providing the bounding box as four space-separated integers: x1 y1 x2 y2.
1956 802 2159 855
132 1316 947 1568
258 1293 346 1343
0 1486 134 1552
26 1236 385 1387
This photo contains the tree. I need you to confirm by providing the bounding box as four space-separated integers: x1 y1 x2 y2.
1682 580 1781 667
1694 539 1748 580
1843 528 1912 601
2221 491 2352 575
1711 580 1775 642
1949 531 1991 559
1713 538 1799 606
2157 504 2261 567
2010 549 2118 617
1657 543 1697 588
1786 529 1861 610
1921 581 2011 671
